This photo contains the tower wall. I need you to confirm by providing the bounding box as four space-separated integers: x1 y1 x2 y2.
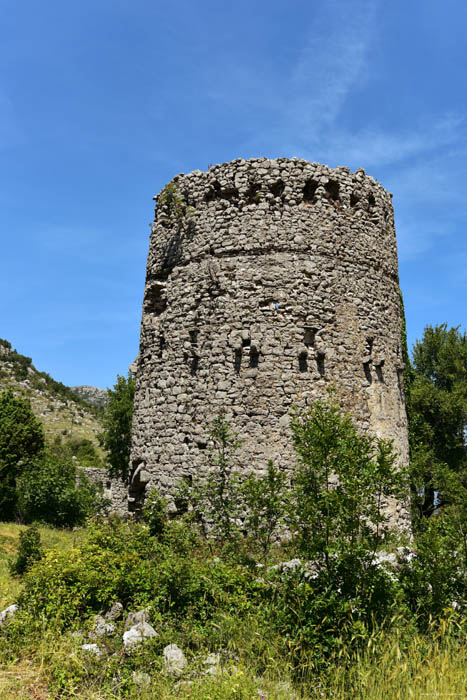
130 158 409 525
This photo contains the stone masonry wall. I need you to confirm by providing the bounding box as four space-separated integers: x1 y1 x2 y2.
130 158 410 525
78 466 128 516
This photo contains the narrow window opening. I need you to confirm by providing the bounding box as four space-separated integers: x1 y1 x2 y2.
303 179 318 203
189 329 199 345
190 355 199 376
234 349 242 374
363 361 372 384
325 180 340 202
250 348 259 368
242 337 251 352
317 352 325 376
368 193 376 209
269 180 285 197
299 352 308 373
106 481 111 489
159 333 165 357
304 327 316 347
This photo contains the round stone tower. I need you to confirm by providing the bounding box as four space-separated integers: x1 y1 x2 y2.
130 157 409 524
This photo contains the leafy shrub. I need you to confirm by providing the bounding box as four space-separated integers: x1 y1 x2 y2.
17 453 102 527
9 523 43 576
289 396 407 566
143 489 169 537
0 388 44 519
398 510 466 620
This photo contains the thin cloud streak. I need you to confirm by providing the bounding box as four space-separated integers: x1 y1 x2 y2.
289 0 378 134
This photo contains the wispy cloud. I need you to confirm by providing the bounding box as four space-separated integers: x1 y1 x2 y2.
288 0 378 135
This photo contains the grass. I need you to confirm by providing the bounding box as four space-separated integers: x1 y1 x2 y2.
0 521 465 699
0 522 82 610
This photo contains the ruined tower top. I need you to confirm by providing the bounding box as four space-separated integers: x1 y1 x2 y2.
130 158 409 526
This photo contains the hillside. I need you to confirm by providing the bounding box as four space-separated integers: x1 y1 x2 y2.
0 339 105 454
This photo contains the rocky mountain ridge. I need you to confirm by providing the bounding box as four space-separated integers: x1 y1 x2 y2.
0 338 104 453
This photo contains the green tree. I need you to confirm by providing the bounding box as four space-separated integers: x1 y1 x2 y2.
17 453 101 527
408 324 467 517
242 461 287 568
181 414 243 552
0 388 44 520
289 396 407 572
98 373 135 483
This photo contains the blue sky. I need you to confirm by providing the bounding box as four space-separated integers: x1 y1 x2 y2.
1 0 465 389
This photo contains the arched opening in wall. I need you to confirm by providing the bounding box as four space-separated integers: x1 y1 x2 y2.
325 179 340 203
299 352 308 373
303 179 318 203
316 352 325 376
363 361 372 384
234 349 242 374
246 182 262 204
304 327 316 347
269 180 285 197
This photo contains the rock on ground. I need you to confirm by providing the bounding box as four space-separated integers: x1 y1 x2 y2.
123 622 158 651
163 644 188 674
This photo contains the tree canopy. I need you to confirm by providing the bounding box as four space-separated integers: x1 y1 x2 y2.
408 324 467 517
99 373 135 483
0 388 45 519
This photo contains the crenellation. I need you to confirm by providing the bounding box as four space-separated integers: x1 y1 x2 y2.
131 157 410 527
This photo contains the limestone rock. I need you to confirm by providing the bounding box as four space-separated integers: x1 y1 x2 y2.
0 604 18 625
163 644 188 674
81 643 102 657
125 607 151 629
123 622 158 651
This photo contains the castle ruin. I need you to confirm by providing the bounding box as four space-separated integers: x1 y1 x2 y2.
130 158 409 525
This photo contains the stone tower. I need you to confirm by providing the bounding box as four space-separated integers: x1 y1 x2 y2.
130 158 409 525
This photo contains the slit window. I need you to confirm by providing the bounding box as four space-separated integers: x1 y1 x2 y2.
317 352 325 376
191 356 199 376
234 349 242 373
363 361 372 384
299 352 308 373
250 348 259 368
